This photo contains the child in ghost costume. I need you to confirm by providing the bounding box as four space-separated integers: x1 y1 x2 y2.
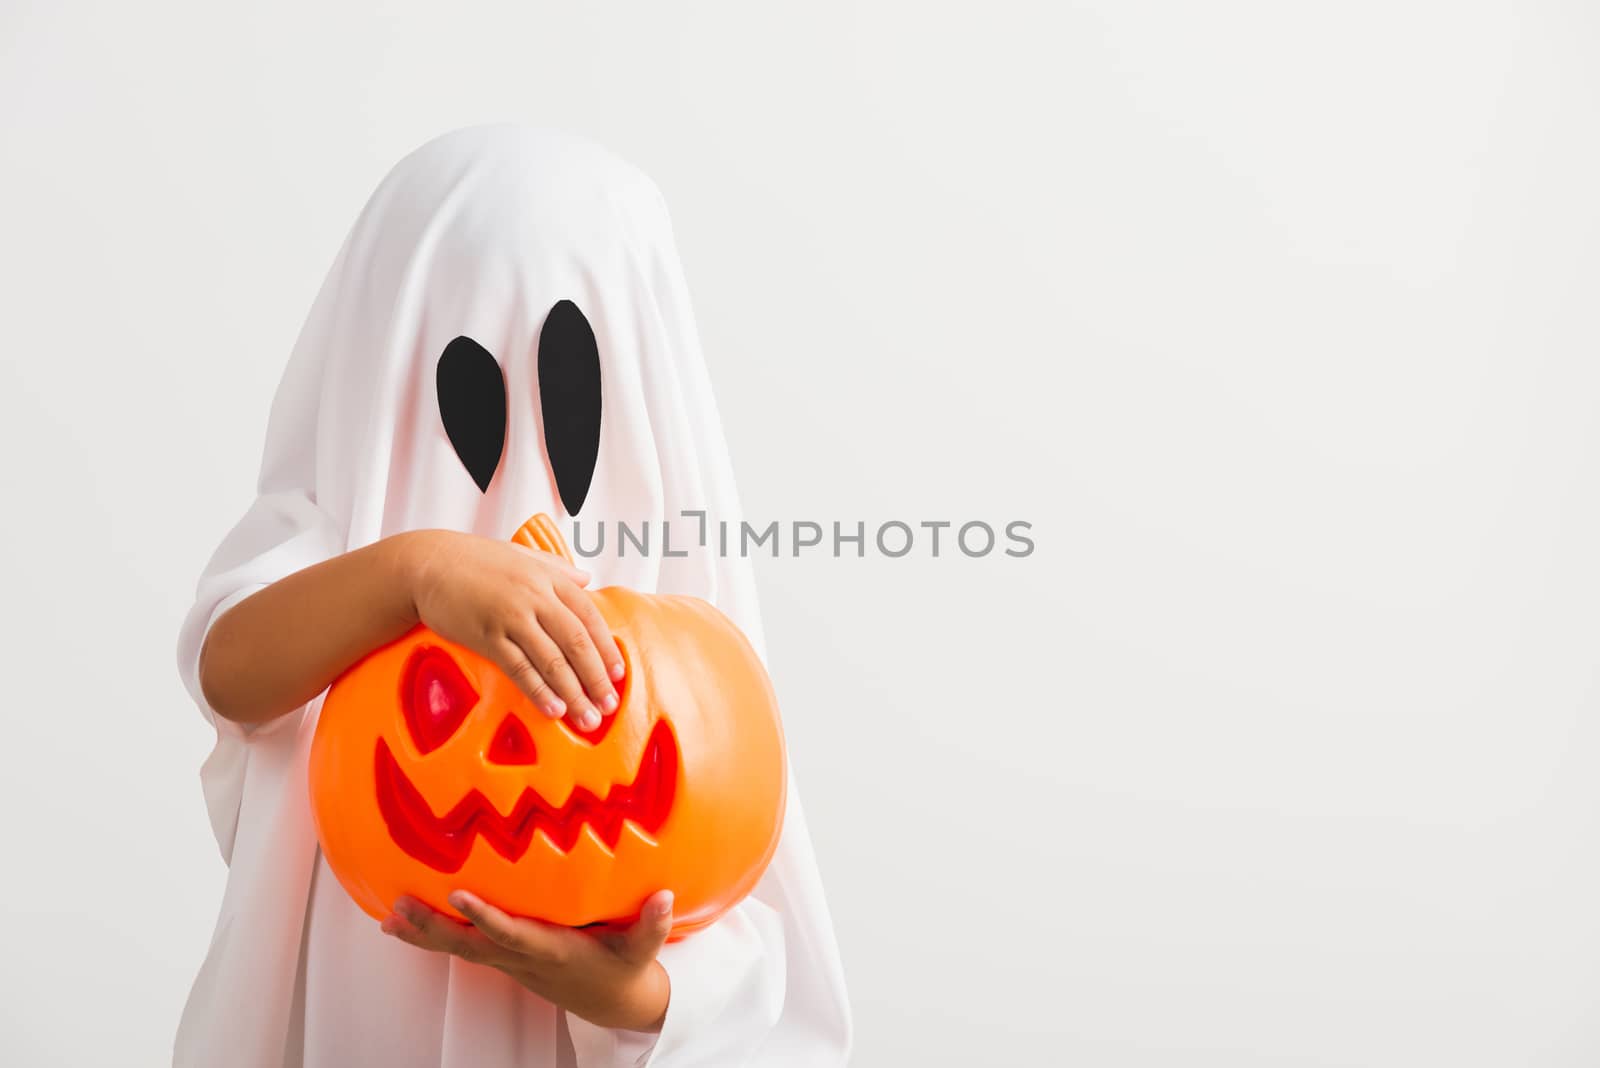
173 125 851 1067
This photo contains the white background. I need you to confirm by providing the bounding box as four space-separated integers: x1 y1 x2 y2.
4 1 1599 1064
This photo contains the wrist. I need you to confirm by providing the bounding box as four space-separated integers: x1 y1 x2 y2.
576 961 669 1033
384 529 447 626
631 960 670 1034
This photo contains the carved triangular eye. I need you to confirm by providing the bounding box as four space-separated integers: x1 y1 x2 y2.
437 336 507 493
401 646 479 755
537 300 602 515
486 714 537 765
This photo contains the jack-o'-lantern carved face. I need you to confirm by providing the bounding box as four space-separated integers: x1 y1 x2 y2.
309 515 787 938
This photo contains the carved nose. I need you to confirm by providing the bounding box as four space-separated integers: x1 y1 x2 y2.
486 713 537 765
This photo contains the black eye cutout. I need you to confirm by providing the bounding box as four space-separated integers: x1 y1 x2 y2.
538 300 602 515
437 336 507 494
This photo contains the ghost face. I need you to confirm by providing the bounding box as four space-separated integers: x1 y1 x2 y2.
436 298 601 513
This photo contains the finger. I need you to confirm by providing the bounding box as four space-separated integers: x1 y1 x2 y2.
537 602 617 720
616 890 674 965
381 911 445 954
449 890 574 966
385 917 471 959
387 896 510 968
511 544 591 586
506 619 598 727
380 912 417 937
492 637 567 719
537 601 611 716
556 582 626 685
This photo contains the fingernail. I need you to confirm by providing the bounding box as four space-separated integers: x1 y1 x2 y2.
380 916 399 935
658 891 674 914
610 662 626 681
545 697 566 718
602 692 618 713
447 891 470 912
581 708 601 731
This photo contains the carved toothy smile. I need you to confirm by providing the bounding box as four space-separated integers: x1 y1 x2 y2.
374 721 678 873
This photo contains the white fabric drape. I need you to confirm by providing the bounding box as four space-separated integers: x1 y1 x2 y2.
173 124 850 1067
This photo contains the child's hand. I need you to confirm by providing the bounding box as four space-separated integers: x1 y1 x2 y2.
381 890 674 1032
398 529 625 731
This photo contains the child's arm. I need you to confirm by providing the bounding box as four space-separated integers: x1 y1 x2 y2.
198 529 626 730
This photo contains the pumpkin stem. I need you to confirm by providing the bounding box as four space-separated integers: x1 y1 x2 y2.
512 513 576 566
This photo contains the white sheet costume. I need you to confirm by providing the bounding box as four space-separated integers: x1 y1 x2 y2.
173 124 851 1068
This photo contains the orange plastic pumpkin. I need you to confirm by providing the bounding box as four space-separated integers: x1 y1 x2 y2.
308 514 786 938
